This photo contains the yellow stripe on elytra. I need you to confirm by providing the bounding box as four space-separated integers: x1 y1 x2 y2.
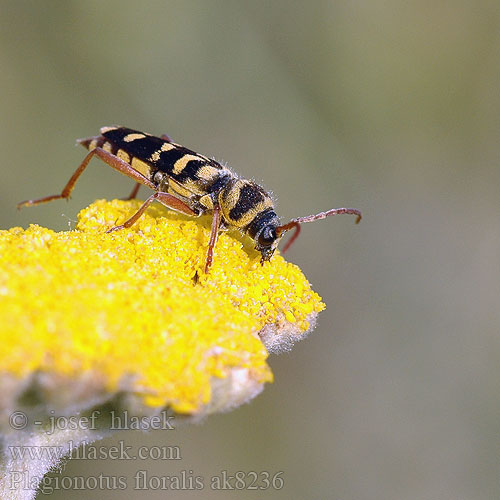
123 133 146 143
149 142 175 163
197 165 221 183
100 126 118 134
131 157 152 179
172 154 202 175
117 149 131 163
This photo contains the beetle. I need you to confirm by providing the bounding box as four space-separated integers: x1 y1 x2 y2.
18 126 361 272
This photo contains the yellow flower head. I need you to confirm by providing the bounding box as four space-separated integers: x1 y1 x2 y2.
0 200 324 421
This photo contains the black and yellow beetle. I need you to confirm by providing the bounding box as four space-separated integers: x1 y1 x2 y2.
19 126 361 272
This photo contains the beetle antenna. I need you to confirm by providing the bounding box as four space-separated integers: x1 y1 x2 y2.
276 221 301 253
276 207 362 253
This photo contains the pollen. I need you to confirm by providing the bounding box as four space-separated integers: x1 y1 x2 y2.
0 200 324 414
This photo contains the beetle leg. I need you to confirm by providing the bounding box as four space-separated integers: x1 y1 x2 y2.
106 191 197 233
123 182 141 200
204 204 221 273
18 147 156 209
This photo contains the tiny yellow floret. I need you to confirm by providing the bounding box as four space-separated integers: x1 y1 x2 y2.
0 200 324 413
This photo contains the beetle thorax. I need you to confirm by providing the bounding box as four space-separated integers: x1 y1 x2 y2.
218 179 275 229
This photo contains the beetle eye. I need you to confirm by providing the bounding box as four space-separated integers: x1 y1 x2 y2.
258 227 277 247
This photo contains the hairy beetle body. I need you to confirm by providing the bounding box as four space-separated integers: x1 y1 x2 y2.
19 126 361 272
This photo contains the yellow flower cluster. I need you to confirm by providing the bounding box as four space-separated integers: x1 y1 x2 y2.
0 200 324 413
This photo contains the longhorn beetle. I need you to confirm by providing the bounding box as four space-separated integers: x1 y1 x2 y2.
18 126 362 272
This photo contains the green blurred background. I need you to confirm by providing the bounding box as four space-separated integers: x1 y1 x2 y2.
2 1 499 498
